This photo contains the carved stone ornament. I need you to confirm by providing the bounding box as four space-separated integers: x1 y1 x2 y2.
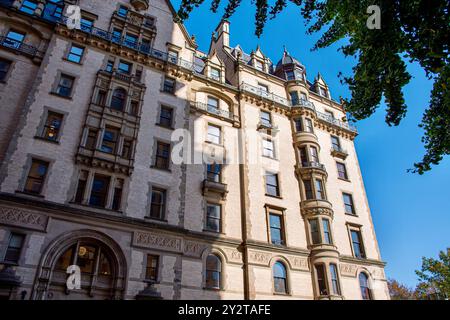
0 206 49 232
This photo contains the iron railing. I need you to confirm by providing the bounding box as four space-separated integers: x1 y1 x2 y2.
301 161 326 171
191 101 234 120
0 36 39 57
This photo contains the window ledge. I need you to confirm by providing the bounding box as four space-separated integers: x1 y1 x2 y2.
345 213 359 218
273 292 291 296
34 136 60 144
338 177 351 183
262 155 278 161
144 217 168 223
155 123 174 131
49 91 73 100
15 190 44 198
160 89 175 96
204 140 223 148
150 166 172 173
62 57 83 66
265 194 283 200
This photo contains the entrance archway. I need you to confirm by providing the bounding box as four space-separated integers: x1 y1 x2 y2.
32 230 127 300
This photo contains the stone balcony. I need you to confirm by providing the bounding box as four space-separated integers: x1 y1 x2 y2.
0 36 43 61
330 146 349 160
76 147 134 176
202 179 228 200
190 101 236 123
296 161 327 177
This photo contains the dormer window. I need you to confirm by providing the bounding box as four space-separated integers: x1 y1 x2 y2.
286 70 295 81
255 60 264 71
20 0 38 15
118 5 129 17
210 68 221 81
168 50 178 64
319 87 328 97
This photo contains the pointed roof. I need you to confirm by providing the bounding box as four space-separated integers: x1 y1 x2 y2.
276 47 304 69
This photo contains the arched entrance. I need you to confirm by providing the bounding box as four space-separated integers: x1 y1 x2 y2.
32 230 127 300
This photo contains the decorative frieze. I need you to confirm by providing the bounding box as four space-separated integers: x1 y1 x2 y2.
339 263 358 277
133 231 182 253
0 206 49 232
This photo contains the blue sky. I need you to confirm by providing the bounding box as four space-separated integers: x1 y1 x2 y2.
171 0 450 288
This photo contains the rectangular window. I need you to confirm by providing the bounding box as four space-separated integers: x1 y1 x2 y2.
4 233 25 264
101 127 119 154
258 83 268 93
42 111 63 141
331 135 341 151
210 67 220 81
80 17 94 32
163 77 175 93
124 33 138 48
122 139 133 160
207 124 221 144
20 0 38 14
96 90 106 106
168 50 178 64
299 147 308 166
303 179 314 200
315 264 328 296
24 159 49 195
255 60 264 71
351 229 366 258
89 174 110 208
286 70 295 81
159 106 173 128
112 28 122 43
207 97 219 110
56 74 75 97
130 101 139 116
305 118 314 133
294 118 303 132
4 30 25 49
262 139 275 158
269 213 285 245
149 187 166 219
207 163 222 183
322 219 332 244
309 219 321 244
154 141 171 170
290 91 299 105
325 110 334 120
118 60 132 74
105 60 114 73
206 203 221 233
260 111 272 127
135 69 142 82
112 179 123 211
343 193 355 215
315 179 325 200
85 129 98 150
265 173 280 197
320 87 328 97
145 255 159 281
67 45 84 64
330 264 341 295
310 146 319 163
74 170 88 204
118 5 128 17
337 162 348 180
0 58 11 82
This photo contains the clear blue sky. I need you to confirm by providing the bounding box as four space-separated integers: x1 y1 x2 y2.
171 0 450 288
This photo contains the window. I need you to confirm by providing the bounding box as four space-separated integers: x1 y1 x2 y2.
4 30 25 49
322 219 332 244
207 97 219 111
343 193 355 214
207 124 221 144
262 139 275 158
258 83 268 93
205 254 221 289
337 162 348 180
255 60 264 71
299 147 308 166
101 128 119 154
4 233 25 264
105 60 114 73
80 18 94 32
305 118 314 133
89 175 110 208
260 111 272 127
205 203 221 233
0 58 11 82
269 213 285 245
168 50 178 64
159 106 173 128
300 92 308 101
294 118 303 132
290 91 299 105
315 264 328 296
42 111 63 141
331 135 341 151
315 179 326 200
112 179 123 211
122 139 133 159
309 219 320 244
19 0 37 14
118 5 128 17
95 90 107 106
320 87 328 97
74 170 88 204
325 110 334 120
135 69 142 82
265 173 280 197
154 141 171 170
24 159 48 194
118 60 132 74
149 187 166 219
330 264 341 295
210 67 220 81
130 101 139 116
67 45 84 64
110 88 127 111
350 229 366 258
56 74 75 97
163 77 175 93
303 179 314 200
359 273 372 300
124 33 138 48
273 262 288 294
85 129 98 150
206 163 221 183
145 255 159 281
310 146 319 163
286 70 295 81
112 28 122 43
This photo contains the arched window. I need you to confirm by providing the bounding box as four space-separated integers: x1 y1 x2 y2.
273 261 288 294
110 88 127 111
205 254 221 290
359 272 372 300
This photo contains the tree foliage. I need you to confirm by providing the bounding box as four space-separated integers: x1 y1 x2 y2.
176 0 450 173
415 248 450 300
387 278 417 300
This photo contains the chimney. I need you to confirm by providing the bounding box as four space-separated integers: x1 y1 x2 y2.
215 19 230 48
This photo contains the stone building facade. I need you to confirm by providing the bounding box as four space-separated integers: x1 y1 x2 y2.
0 0 389 300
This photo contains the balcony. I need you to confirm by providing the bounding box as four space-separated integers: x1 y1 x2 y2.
190 101 235 122
98 70 144 87
291 99 316 112
113 8 155 30
0 36 41 58
297 161 327 177
202 179 228 200
257 121 279 134
240 82 291 106
317 112 357 133
330 146 348 160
